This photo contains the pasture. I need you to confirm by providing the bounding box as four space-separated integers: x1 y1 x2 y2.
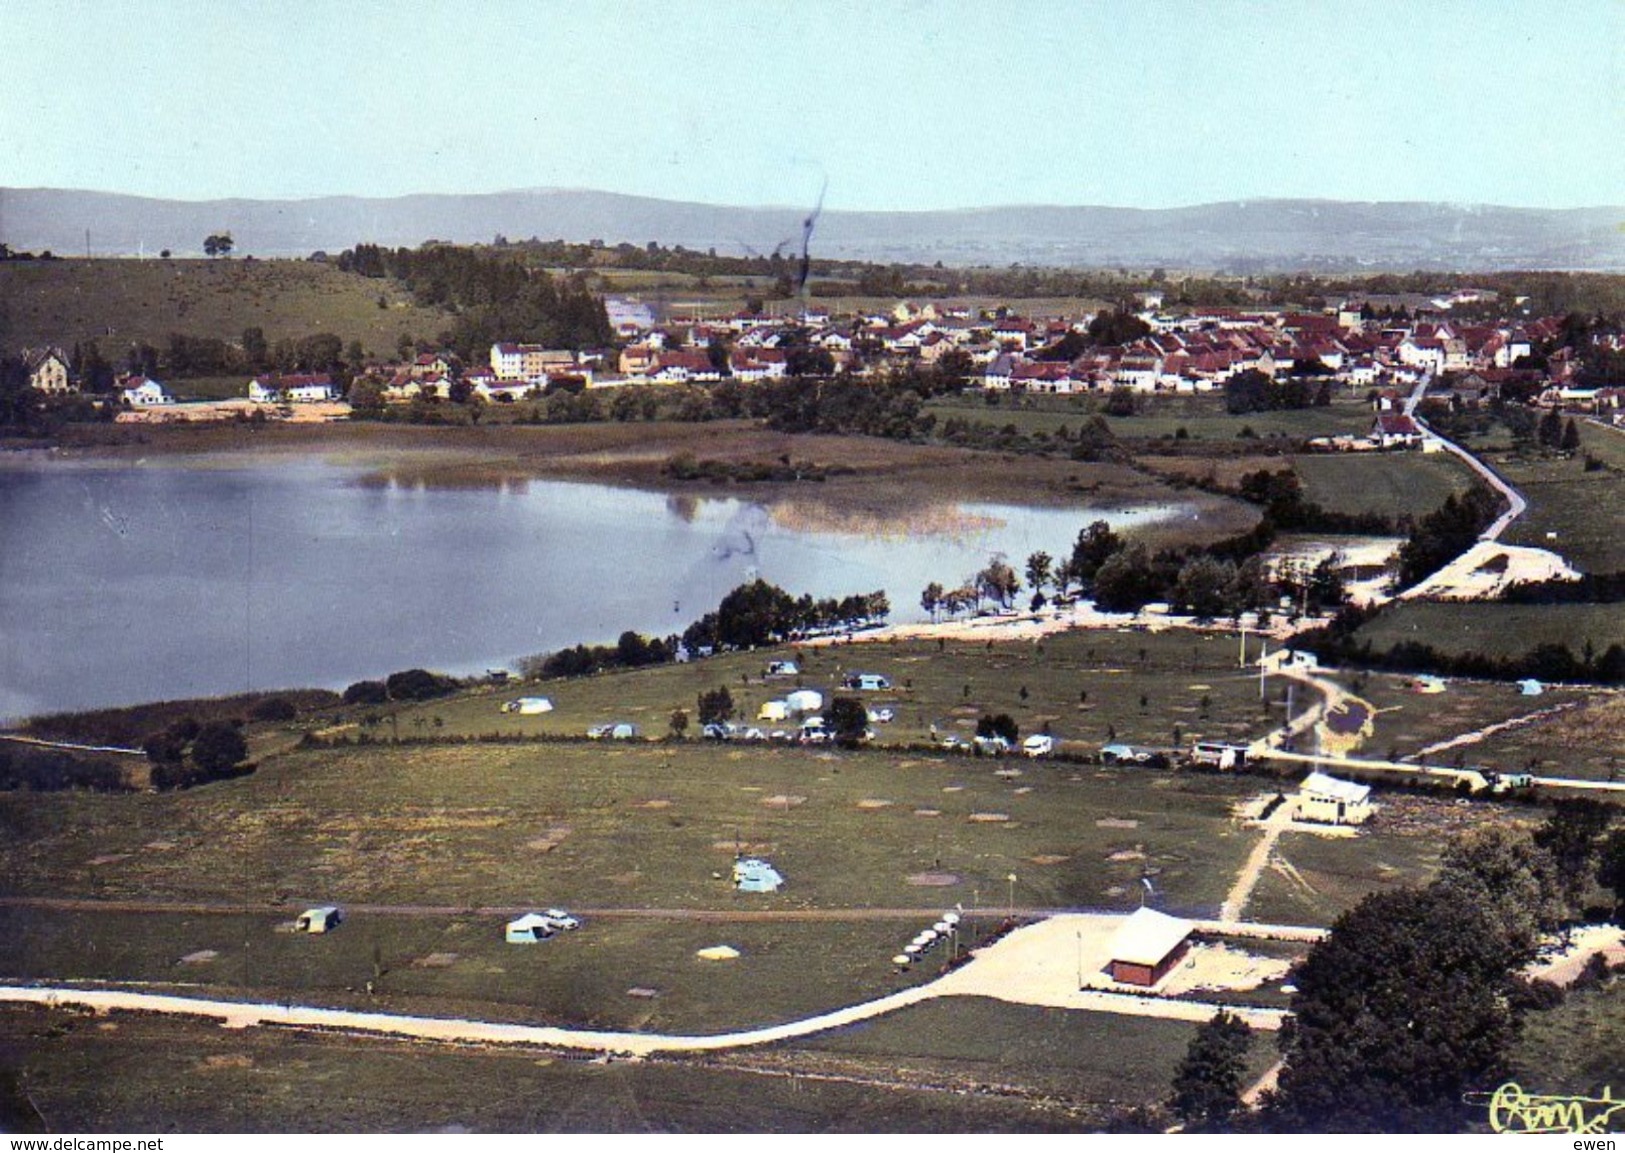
0 259 451 357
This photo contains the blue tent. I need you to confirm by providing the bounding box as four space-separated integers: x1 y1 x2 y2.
733 857 784 893
1518 679 1544 696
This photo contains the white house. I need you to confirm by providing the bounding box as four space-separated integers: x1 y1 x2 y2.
1293 772 1373 826
120 377 171 406
26 348 74 394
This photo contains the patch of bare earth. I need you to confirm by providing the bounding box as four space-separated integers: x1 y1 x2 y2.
907 872 962 887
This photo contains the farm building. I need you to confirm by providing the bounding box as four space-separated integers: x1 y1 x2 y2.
295 906 343 934
733 858 784 893
1105 907 1193 987
1293 772 1374 826
505 913 555 943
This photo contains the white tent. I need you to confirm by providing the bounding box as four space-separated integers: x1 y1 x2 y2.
786 689 823 713
505 913 554 943
295 906 343 934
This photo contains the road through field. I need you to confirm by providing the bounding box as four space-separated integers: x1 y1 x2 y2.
0 914 1293 1054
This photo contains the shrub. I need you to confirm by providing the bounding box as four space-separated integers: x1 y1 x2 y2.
342 680 389 705
250 696 298 722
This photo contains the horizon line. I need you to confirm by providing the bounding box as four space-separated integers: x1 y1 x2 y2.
6 185 1624 217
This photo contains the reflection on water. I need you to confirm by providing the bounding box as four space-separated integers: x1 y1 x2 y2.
1 460 1193 718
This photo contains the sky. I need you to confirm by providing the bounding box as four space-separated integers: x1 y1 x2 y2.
4 0 1623 212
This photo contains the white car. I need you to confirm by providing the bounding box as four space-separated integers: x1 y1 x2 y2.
1022 734 1056 758
542 908 580 931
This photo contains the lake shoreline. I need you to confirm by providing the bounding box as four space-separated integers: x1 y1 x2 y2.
1 419 1257 539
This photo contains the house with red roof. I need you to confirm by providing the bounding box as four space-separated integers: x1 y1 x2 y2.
1371 412 1424 449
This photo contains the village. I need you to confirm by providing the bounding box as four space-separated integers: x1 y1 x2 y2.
18 289 1625 441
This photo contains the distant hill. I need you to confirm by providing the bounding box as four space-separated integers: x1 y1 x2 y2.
4 187 1624 271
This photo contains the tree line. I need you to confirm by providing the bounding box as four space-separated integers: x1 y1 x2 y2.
1168 801 1625 1132
334 243 612 361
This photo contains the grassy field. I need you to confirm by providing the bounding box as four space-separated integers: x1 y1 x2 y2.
0 737 1260 916
0 907 956 1036
1291 452 1474 519
0 1003 1102 1132
799 995 1277 1106
1353 602 1625 662
1469 695 1625 783
0 258 451 356
392 629 1280 754
1133 449 1475 525
1240 792 1517 926
1495 424 1625 572
164 374 254 401
1345 670 1596 766
924 394 1377 444
1108 396 1377 442
1508 976 1625 1105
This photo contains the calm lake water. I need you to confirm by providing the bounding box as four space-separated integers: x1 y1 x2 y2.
0 458 1189 719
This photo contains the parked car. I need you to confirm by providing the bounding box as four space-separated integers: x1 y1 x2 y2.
1021 734 1055 758
973 734 1011 756
542 908 581 931
702 722 731 741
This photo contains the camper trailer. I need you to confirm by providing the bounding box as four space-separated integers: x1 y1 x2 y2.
1191 742 1250 769
842 673 892 691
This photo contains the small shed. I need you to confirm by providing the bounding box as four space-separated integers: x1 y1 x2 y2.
733 857 784 893
295 906 343 934
1106 907 1193 987
505 913 555 943
785 689 823 713
1518 679 1544 697
1294 772 1373 826
758 700 790 722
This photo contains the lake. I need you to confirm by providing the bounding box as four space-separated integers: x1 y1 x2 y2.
0 457 1190 719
